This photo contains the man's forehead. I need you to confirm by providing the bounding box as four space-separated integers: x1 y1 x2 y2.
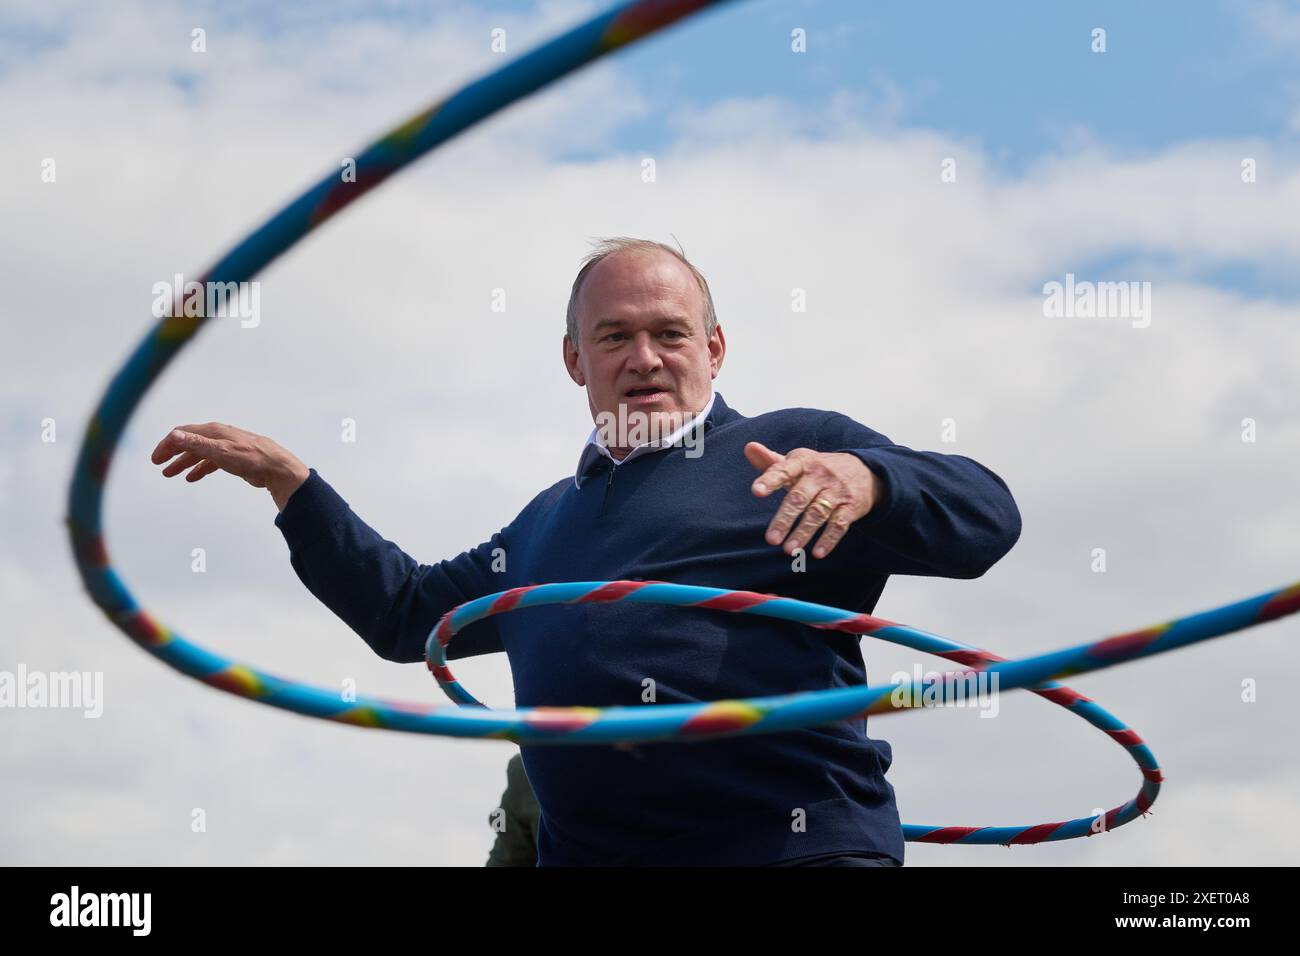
579 252 702 326
585 250 692 292
589 314 694 333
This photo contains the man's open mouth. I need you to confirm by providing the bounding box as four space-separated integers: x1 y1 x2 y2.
626 387 669 397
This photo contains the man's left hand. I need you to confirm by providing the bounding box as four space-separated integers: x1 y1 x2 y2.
745 441 880 559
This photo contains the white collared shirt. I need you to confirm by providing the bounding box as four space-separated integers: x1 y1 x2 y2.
574 389 716 488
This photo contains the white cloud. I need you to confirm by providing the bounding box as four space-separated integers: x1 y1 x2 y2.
1241 0 1300 52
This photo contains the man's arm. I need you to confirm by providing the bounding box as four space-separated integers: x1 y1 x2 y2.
814 411 1021 579
150 422 514 662
274 469 512 662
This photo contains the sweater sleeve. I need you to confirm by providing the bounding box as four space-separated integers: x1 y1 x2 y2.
273 468 512 663
814 412 1021 579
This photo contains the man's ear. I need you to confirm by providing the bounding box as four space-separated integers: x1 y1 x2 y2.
563 334 584 386
708 322 726 378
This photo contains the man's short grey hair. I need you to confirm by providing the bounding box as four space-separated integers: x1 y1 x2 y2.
565 237 718 350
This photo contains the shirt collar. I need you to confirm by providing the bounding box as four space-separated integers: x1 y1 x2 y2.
574 389 720 488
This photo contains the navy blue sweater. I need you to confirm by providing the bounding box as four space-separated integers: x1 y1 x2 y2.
273 391 1021 865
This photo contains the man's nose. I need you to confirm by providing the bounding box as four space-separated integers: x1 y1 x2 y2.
628 333 664 373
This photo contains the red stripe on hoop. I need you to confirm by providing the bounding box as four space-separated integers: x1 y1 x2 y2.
429 664 454 682
70 527 109 567
309 164 399 226
680 712 756 736
1035 685 1089 707
435 585 542 646
1088 625 1167 663
434 612 456 645
490 585 542 614
1143 768 1164 783
605 0 716 46
811 613 898 635
942 648 1006 667
915 826 981 844
577 581 651 603
90 448 113 483
1259 584 1300 622
1107 728 1143 746
122 610 168 647
692 590 776 612
1008 822 1068 845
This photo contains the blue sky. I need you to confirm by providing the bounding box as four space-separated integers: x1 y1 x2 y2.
561 0 1300 167
10 0 1295 164
176 0 1289 165
587 0 1300 302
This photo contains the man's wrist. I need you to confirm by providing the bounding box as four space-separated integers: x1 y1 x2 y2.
270 460 311 512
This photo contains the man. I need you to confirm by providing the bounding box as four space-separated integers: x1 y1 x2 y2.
150 237 1022 866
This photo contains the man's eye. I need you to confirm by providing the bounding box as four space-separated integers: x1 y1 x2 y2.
604 331 682 342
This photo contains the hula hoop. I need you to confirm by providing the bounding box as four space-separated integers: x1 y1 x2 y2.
425 579 1299 843
65 0 1299 847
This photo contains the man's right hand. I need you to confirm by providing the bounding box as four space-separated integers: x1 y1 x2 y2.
151 422 311 512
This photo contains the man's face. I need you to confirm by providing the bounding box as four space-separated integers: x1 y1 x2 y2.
563 250 725 457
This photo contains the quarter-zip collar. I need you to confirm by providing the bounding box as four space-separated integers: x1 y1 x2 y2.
574 389 729 488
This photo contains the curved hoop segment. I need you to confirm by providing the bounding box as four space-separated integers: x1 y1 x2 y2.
424 579 1297 843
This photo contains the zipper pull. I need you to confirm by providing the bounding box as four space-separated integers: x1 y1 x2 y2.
599 462 615 517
